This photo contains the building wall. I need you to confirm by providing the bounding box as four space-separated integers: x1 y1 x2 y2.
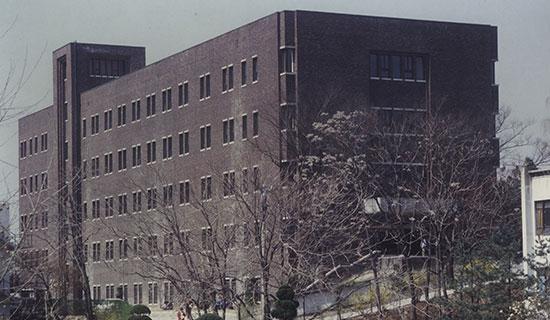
521 167 550 275
18 10 499 306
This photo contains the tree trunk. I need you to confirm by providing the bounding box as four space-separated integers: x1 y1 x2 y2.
405 256 417 320
371 257 383 319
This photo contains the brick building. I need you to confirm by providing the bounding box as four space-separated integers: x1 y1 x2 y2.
18 10 498 306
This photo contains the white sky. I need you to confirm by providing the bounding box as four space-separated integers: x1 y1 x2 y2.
1 0 549 212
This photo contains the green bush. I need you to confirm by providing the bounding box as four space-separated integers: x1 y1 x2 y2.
131 304 151 315
196 313 223 320
271 285 299 320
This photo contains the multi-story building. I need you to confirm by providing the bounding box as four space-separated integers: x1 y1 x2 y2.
18 10 498 307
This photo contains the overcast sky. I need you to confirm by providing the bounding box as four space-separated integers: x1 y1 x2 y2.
1 0 549 210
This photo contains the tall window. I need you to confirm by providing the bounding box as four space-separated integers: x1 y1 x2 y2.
162 184 173 207
200 74 211 100
222 65 234 92
162 88 172 112
179 180 190 205
201 227 213 250
117 105 127 127
117 149 127 171
82 119 87 138
162 136 173 160
179 131 189 155
178 82 189 107
118 194 128 215
132 100 141 121
146 94 156 117
104 109 113 130
223 171 235 197
147 188 158 210
132 145 141 167
132 191 142 213
200 176 212 201
252 111 259 137
223 118 235 144
146 141 156 164
252 56 258 82
104 153 113 174
104 196 114 218
241 60 247 86
200 125 211 150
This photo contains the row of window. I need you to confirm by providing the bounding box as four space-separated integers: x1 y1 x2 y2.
85 222 261 266
19 249 48 269
20 133 48 159
370 53 426 82
83 113 259 179
83 56 259 139
19 211 48 232
82 166 260 220
20 172 48 196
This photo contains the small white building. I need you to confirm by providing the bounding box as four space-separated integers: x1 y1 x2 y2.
521 165 550 274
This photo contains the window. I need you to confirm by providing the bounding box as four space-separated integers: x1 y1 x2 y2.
40 133 48 151
179 131 189 155
148 235 158 256
163 233 174 255
252 56 258 82
104 153 113 174
201 227 213 250
41 210 48 228
19 178 27 196
91 114 100 135
146 94 156 117
370 53 426 82
132 191 142 213
200 176 212 201
132 100 141 122
162 136 173 160
118 194 128 215
92 199 101 219
146 141 156 164
223 171 236 197
222 65 234 92
82 119 87 138
20 141 26 158
117 149 127 171
91 156 100 177
81 160 88 180
132 145 142 167
222 118 235 144
241 60 247 86
253 166 260 191
162 88 172 112
242 114 248 139
147 188 157 210
162 184 173 207
536 200 550 234
92 242 101 262
104 109 113 131
252 111 259 137
104 196 114 218
224 224 237 249
119 238 129 260
200 125 211 150
281 48 295 73
133 284 143 304
178 82 189 107
82 202 88 220
40 172 48 190
179 180 190 205
148 282 158 304
105 240 114 261
199 74 211 100
117 105 127 126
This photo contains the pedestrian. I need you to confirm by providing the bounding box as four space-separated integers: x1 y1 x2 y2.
177 307 186 320
185 299 193 320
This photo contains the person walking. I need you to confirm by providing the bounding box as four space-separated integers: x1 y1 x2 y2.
177 307 186 320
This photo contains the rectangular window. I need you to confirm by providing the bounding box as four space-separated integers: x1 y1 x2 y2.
162 136 173 160
242 114 248 140
146 94 156 117
105 196 114 218
415 56 425 81
200 125 211 150
200 176 212 201
82 119 87 138
252 56 258 82
132 145 142 167
146 141 156 164
241 60 247 86
536 200 550 234
201 227 213 250
222 67 228 92
253 166 260 191
391 55 401 80
147 188 157 210
179 180 190 205
252 111 259 137
117 149 127 171
104 153 113 174
104 109 113 130
200 76 205 100
404 56 414 80
20 141 26 158
132 100 141 121
162 88 172 112
82 202 88 220
118 194 128 215
178 82 189 107
132 191 142 213
281 48 295 73
162 184 173 207
179 131 189 155
228 65 234 90
205 74 211 98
